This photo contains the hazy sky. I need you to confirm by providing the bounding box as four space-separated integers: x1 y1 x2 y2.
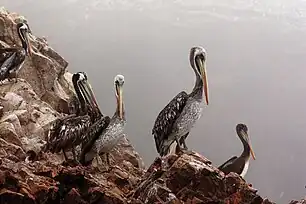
2 0 306 203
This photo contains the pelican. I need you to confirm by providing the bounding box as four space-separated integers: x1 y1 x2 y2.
80 74 126 167
218 123 256 178
44 72 106 162
152 46 209 157
0 22 32 82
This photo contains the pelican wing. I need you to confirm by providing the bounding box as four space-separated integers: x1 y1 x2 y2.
0 47 19 62
45 115 91 153
218 156 238 170
152 91 188 156
0 52 16 78
79 115 111 165
0 48 26 80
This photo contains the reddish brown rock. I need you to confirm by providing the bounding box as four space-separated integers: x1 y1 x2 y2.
0 138 25 160
130 152 274 204
0 153 143 204
290 199 306 204
0 122 22 147
110 135 145 170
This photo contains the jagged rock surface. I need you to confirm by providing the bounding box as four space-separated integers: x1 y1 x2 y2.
289 200 306 204
0 7 303 204
129 152 277 204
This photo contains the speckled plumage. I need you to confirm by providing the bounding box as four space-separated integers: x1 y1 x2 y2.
152 46 209 157
45 72 101 161
172 97 204 139
45 115 91 154
153 92 204 156
83 114 126 163
80 74 126 165
152 91 188 154
78 115 111 164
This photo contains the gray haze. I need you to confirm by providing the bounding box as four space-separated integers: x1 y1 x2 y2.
2 0 306 203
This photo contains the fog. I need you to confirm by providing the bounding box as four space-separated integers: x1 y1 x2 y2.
2 0 306 202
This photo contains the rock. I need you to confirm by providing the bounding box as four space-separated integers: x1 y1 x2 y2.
0 122 22 146
20 136 46 157
0 138 25 159
1 113 24 137
14 109 29 125
1 151 278 204
130 152 273 204
111 135 145 170
0 105 3 117
0 189 35 204
0 155 136 203
1 92 24 112
0 80 59 139
290 199 306 204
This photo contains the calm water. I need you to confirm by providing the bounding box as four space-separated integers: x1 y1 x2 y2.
2 0 306 203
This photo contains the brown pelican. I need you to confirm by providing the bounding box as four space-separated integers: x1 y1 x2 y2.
79 74 126 167
0 22 32 82
218 123 256 178
45 72 105 162
152 46 209 157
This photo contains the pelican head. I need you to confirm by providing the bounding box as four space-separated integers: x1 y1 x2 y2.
236 123 256 160
73 72 100 112
189 46 209 105
17 22 32 56
114 74 125 119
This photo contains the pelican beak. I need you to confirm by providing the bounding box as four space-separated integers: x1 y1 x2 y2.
25 31 32 56
116 84 123 119
196 57 209 105
79 79 99 111
242 131 256 160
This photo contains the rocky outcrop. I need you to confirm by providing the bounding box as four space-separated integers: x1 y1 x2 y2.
0 149 276 204
289 200 306 204
0 150 144 204
0 7 145 203
0 7 303 204
129 152 276 204
0 7 71 114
